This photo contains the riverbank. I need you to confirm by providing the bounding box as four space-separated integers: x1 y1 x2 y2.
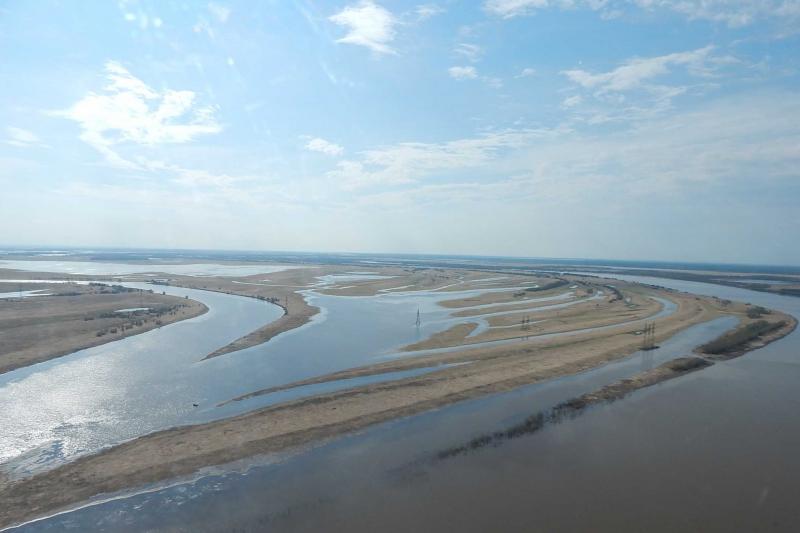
2 277 793 529
0 282 207 375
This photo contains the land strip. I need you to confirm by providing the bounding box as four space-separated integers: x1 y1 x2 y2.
0 282 207 375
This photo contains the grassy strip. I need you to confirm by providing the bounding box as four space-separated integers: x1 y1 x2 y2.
436 357 711 460
699 320 786 355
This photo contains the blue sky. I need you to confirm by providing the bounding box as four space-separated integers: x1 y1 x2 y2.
1 0 799 264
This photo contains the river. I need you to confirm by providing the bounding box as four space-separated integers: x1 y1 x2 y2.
8 273 799 531
0 268 605 477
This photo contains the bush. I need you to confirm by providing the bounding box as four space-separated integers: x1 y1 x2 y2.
699 320 785 354
746 306 771 319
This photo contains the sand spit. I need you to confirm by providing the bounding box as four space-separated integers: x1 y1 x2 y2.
0 282 207 375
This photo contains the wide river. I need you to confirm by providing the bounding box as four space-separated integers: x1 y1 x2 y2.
6 270 800 531
0 265 609 477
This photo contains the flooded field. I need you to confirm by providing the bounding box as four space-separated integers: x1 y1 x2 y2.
0 264 593 477
8 273 799 532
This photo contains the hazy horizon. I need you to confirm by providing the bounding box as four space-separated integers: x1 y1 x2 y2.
2 1 799 264
2 243 800 269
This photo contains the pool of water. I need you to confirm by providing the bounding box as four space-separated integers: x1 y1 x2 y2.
14 275 799 532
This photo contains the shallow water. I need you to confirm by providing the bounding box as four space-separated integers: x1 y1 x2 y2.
0 270 591 476
0 290 50 299
0 260 296 277
14 275 800 532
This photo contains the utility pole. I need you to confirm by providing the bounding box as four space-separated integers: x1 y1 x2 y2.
642 322 657 350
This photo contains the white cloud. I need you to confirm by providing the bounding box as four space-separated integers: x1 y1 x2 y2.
415 3 445 20
330 1 398 55
304 137 344 156
448 65 478 79
562 95 583 108
454 43 483 62
4 127 43 148
562 46 715 93
558 46 737 121
327 129 555 189
485 0 800 27
515 67 537 78
485 0 556 18
448 65 503 88
208 2 231 23
630 0 792 27
353 92 800 211
52 61 220 168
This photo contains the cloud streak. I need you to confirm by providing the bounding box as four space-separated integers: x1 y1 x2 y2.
485 0 800 27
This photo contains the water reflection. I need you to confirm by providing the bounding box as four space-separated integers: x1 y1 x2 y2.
13 276 799 532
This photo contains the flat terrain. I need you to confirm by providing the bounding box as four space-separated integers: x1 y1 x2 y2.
166 267 562 359
161 266 341 358
0 282 207 374
1 271 794 529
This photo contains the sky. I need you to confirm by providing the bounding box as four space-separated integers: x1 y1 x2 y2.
1 0 799 264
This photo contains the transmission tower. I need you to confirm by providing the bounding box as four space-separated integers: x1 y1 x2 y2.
642 322 657 350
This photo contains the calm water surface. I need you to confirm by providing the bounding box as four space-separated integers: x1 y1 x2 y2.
10 274 799 532
1 266 599 477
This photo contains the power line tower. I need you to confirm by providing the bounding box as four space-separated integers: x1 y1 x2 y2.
642 322 657 350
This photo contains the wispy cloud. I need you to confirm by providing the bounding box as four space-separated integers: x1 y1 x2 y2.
630 0 798 27
485 0 800 28
485 0 561 18
448 65 503 88
562 46 717 93
355 91 800 210
415 3 445 20
304 136 344 156
561 95 583 108
207 2 231 23
448 65 478 80
330 1 398 55
328 129 555 189
454 43 483 63
4 127 44 148
560 46 740 122
51 61 220 168
515 67 536 78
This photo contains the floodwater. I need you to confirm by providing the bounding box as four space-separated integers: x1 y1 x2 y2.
0 290 50 299
0 260 296 277
10 274 800 532
0 267 622 478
